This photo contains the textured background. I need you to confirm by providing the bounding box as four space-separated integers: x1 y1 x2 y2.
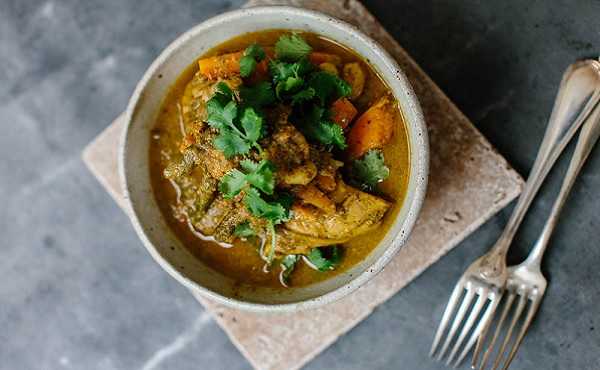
1 1 599 370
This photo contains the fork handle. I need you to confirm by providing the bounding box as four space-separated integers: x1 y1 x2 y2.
525 99 600 266
491 60 600 258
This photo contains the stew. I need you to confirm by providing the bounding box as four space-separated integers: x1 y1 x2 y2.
149 30 410 288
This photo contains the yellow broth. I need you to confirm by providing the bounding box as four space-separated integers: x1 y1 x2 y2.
149 30 410 288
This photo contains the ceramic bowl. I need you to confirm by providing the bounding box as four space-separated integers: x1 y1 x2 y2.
119 6 428 312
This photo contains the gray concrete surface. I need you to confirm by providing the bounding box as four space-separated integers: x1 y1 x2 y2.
1 1 599 369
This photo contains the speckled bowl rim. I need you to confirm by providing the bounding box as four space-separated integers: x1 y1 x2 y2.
119 6 429 312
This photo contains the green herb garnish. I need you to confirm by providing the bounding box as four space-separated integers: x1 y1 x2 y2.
240 159 275 195
291 87 316 105
206 83 264 158
269 58 313 98
307 71 352 105
306 246 342 271
275 33 312 61
240 81 276 107
219 159 291 263
219 159 275 198
240 43 266 78
244 188 291 225
280 255 300 285
296 105 347 150
348 149 390 190
234 221 256 238
244 188 292 263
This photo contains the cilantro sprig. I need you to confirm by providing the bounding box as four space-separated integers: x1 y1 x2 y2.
240 81 276 107
219 159 275 198
275 33 312 61
348 149 390 191
240 43 266 78
299 105 347 149
219 159 292 263
305 246 342 271
269 57 313 99
265 34 353 150
206 82 264 157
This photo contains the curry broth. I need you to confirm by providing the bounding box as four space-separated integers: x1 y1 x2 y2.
150 30 410 288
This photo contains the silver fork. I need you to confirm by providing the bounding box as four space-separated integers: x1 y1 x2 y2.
473 84 600 370
429 59 600 367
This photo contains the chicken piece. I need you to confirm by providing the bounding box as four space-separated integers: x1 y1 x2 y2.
163 147 201 180
194 196 234 235
180 72 212 131
195 129 238 179
264 108 321 188
279 162 317 186
164 129 237 181
310 150 343 193
213 202 251 243
171 164 218 225
283 180 390 240
295 184 336 214
275 228 350 255
265 111 310 170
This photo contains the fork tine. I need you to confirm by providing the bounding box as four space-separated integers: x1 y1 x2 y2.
500 299 541 370
472 297 498 367
454 294 501 368
477 292 516 370
446 290 488 365
430 282 465 356
437 287 476 361
491 294 528 370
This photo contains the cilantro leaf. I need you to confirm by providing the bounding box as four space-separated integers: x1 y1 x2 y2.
215 82 234 101
239 107 263 143
245 43 266 60
297 105 347 149
305 120 346 149
308 71 352 105
348 149 390 190
269 58 313 99
280 255 300 286
275 34 312 61
244 188 290 224
306 246 342 271
271 191 294 211
234 221 256 238
291 87 316 105
214 129 251 157
207 91 265 157
240 43 266 78
240 82 276 107
218 169 247 199
219 159 276 199
239 57 257 78
206 99 237 130
240 159 275 195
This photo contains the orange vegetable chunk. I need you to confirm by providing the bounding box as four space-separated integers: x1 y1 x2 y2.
330 98 358 129
346 96 395 159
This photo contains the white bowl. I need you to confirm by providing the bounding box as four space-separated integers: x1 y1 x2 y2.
119 6 429 312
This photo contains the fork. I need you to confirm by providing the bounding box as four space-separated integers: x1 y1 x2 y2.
472 82 600 370
429 59 600 367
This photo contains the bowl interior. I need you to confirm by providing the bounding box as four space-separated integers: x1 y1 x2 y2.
121 6 428 312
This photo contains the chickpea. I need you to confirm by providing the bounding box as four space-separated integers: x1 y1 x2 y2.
319 62 339 76
342 62 366 100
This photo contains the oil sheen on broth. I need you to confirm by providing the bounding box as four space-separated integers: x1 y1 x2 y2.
149 30 410 288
